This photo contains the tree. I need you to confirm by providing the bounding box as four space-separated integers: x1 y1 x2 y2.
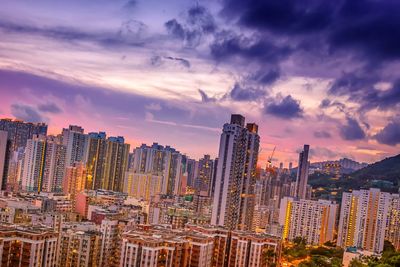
263 248 276 267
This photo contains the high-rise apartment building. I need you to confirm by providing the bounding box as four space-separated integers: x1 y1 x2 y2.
0 225 58 267
21 135 47 192
21 135 66 193
386 195 400 250
103 136 130 192
5 147 24 192
0 131 7 190
85 132 107 190
295 144 310 199
0 119 47 190
337 188 400 253
131 143 187 196
84 133 130 192
186 158 198 188
279 197 338 245
62 125 88 167
211 114 259 231
0 119 47 151
124 172 163 200
63 162 87 209
195 155 214 196
41 135 66 192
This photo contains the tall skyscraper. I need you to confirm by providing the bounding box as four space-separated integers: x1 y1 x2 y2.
195 155 214 196
103 136 130 192
211 114 260 230
131 143 186 196
186 158 198 188
62 125 88 167
295 144 310 199
21 135 47 192
0 119 47 190
0 118 47 151
337 188 400 253
0 131 8 190
386 195 400 251
85 132 107 189
41 135 66 192
5 147 24 192
21 135 66 193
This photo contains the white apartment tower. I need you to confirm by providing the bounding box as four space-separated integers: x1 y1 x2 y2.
62 125 88 167
337 188 400 253
21 135 47 192
279 197 338 245
211 114 260 231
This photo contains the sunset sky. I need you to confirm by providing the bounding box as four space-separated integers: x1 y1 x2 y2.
0 0 399 165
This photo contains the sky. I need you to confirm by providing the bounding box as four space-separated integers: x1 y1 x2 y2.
0 0 399 166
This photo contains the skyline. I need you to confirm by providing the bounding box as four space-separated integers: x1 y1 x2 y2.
1 0 400 165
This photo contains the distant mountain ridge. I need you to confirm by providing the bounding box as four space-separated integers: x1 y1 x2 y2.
350 154 400 186
308 154 400 199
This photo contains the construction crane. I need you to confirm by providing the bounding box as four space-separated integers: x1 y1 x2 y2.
267 146 276 168
265 146 277 176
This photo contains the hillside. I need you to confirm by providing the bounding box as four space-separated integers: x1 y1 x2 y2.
350 154 400 186
309 154 400 200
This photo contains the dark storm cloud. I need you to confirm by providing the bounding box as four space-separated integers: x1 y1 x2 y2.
264 95 303 119
375 121 400 146
210 32 291 63
222 0 400 60
329 72 378 96
165 19 185 40
228 83 266 102
329 73 400 111
187 5 216 33
340 117 366 141
253 68 280 85
329 0 400 60
360 80 400 111
222 0 335 35
314 130 332 139
221 0 400 110
11 103 45 123
164 5 216 47
38 103 62 114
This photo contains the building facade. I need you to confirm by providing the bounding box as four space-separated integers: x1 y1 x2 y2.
211 114 260 231
337 188 400 253
295 144 310 199
279 197 338 245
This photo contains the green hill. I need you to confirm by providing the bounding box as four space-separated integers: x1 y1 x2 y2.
350 153 400 187
309 154 400 200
